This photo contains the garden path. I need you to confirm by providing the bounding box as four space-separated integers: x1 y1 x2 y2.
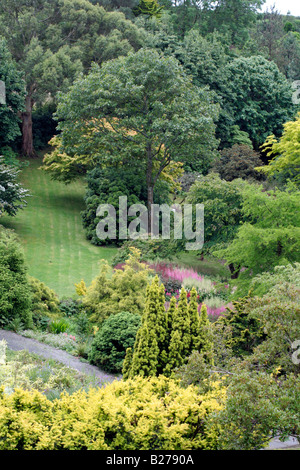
0 329 119 384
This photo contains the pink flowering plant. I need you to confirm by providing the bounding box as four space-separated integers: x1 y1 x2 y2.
151 262 230 321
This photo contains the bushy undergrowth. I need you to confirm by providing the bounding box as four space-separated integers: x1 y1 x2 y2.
21 330 78 354
0 376 225 450
0 226 32 329
29 276 60 330
83 249 152 324
0 345 100 399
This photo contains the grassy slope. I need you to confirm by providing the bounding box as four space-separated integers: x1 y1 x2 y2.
1 158 117 298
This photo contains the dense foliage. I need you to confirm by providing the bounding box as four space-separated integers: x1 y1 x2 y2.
28 276 60 330
217 55 294 150
82 248 152 323
0 38 25 151
186 173 247 253
259 111 300 186
0 0 299 452
88 311 141 373
213 182 300 277
0 375 225 450
0 226 32 329
212 144 265 181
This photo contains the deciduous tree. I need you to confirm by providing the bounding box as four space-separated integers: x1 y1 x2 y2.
48 48 219 228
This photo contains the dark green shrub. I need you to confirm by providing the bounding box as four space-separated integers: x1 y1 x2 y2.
82 166 171 246
112 238 182 266
82 167 144 246
216 296 265 357
0 146 20 167
212 144 265 182
0 226 32 329
88 311 141 373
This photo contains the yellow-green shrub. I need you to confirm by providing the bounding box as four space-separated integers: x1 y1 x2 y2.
28 276 60 329
83 248 153 324
0 376 225 450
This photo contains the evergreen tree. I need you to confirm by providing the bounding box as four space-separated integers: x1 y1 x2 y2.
163 288 191 375
175 287 191 358
126 282 215 379
189 287 201 351
157 282 168 372
129 276 166 377
165 296 176 350
131 324 159 377
199 304 214 365
164 329 183 375
122 347 133 379
128 328 142 377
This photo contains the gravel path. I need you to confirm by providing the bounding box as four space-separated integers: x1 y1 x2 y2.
0 329 119 384
1 329 299 450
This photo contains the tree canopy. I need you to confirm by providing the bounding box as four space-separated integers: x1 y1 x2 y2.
213 182 300 276
44 48 219 228
0 0 145 156
0 38 25 150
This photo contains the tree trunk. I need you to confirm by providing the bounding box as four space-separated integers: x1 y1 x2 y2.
228 263 240 279
21 93 36 157
146 143 154 234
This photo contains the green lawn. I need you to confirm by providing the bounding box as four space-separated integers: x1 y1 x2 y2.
1 157 117 298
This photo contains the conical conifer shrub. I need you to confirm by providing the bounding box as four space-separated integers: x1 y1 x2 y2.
164 328 183 376
163 288 191 376
175 287 191 358
122 347 133 379
127 276 166 377
199 303 214 365
189 287 201 351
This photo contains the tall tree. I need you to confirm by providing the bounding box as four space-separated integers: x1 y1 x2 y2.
203 0 264 46
255 6 285 65
47 48 219 229
0 38 25 151
213 182 300 277
0 0 144 156
218 55 295 149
